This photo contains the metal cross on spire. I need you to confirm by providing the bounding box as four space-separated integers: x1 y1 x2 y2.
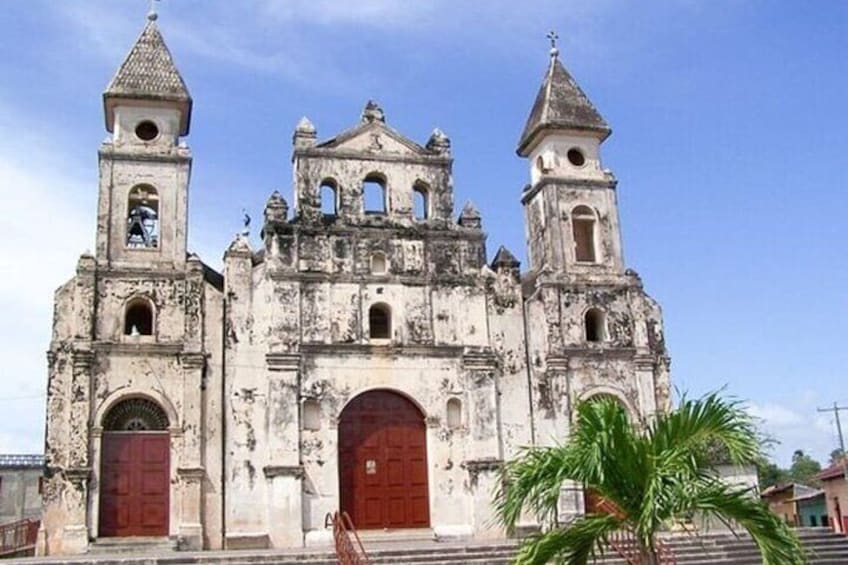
147 0 160 22
547 30 560 59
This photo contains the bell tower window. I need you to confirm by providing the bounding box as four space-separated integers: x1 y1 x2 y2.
413 182 429 220
124 298 154 336
572 205 597 263
585 308 606 342
135 120 159 142
363 173 387 214
368 303 391 339
320 179 338 216
126 185 160 248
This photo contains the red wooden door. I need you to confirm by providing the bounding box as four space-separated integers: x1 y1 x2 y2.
339 391 430 529
99 432 170 537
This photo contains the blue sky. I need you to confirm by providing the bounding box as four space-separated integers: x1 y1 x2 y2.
0 1 846 468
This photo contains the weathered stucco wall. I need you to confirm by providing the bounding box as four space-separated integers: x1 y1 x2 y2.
42 80 671 555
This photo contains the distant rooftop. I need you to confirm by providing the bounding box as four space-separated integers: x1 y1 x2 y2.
0 454 44 468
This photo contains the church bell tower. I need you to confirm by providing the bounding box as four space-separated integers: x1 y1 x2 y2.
96 10 192 270
518 37 625 277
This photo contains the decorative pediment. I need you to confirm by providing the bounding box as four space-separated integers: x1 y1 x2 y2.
317 120 429 156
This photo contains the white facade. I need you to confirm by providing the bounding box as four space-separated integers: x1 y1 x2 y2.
39 20 671 556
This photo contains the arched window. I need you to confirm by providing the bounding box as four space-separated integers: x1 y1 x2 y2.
103 397 169 431
585 308 606 343
413 182 429 220
446 398 462 429
363 173 387 214
369 303 391 339
126 185 159 248
320 179 338 216
370 251 388 275
124 298 154 336
572 205 597 263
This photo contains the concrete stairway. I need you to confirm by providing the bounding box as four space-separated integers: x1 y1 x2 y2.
13 528 848 564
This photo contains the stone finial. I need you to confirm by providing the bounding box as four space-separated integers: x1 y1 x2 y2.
263 191 289 223
225 233 252 257
491 246 520 273
76 252 96 274
426 128 451 155
293 116 317 149
361 100 386 123
458 201 482 229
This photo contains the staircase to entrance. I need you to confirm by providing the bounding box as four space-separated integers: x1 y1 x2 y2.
11 527 848 564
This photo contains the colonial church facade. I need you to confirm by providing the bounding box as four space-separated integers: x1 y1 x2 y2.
40 16 670 556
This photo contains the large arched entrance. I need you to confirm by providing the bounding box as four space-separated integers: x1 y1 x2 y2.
338 390 430 529
99 397 170 537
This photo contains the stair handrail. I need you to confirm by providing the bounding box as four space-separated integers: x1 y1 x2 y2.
592 497 676 564
325 511 370 565
0 518 40 556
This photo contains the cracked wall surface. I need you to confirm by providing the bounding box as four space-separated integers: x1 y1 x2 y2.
42 100 670 554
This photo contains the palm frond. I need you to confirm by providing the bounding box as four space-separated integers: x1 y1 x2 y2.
672 477 806 564
495 444 576 531
513 513 624 565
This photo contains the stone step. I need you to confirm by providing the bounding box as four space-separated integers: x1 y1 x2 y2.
18 527 848 564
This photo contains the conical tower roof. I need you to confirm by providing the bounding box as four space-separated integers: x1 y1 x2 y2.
517 53 610 156
103 18 192 134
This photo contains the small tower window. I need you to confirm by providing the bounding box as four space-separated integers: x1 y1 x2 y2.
370 251 388 275
363 173 387 214
585 308 606 343
413 182 429 220
368 303 391 339
124 298 154 336
446 398 462 429
320 179 338 216
127 185 159 248
135 120 159 141
572 205 597 263
567 148 586 167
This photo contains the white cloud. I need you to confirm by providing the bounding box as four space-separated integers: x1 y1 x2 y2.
748 402 803 428
748 400 840 467
0 103 95 453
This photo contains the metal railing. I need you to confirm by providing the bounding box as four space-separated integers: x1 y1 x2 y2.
607 529 676 565
325 511 370 565
593 497 676 565
0 519 39 557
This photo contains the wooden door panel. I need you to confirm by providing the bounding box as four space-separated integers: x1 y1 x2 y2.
99 432 169 537
339 391 430 529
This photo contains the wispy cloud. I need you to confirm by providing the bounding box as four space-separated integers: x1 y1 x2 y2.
748 398 839 466
0 101 97 452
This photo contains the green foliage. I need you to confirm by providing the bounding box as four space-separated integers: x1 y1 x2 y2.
756 457 789 489
789 450 822 485
830 448 845 465
495 392 806 564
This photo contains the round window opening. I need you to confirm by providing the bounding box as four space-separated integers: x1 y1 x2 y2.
567 148 586 167
135 121 159 141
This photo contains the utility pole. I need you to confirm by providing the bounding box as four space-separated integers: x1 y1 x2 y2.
818 402 848 457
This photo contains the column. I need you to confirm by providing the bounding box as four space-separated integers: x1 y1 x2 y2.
265 353 304 547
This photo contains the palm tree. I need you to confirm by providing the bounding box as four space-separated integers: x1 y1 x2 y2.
494 392 805 564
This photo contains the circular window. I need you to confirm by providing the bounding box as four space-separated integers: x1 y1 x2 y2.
135 121 159 141
567 148 586 167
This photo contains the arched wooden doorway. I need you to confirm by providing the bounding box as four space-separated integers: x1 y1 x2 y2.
99 397 170 537
338 390 430 529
